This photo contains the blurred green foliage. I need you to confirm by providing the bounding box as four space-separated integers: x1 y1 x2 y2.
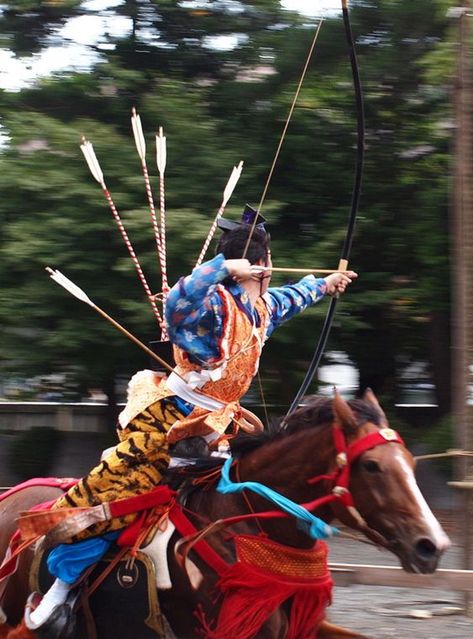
0 0 458 416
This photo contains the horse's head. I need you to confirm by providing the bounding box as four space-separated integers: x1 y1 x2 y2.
324 389 450 574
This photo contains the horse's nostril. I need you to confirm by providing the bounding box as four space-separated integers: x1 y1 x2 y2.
415 537 437 559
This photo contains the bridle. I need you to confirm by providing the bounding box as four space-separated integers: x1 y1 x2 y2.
303 423 405 546
195 422 405 541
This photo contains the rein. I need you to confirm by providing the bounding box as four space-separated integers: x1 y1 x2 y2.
214 424 405 543
175 421 405 588
177 422 405 571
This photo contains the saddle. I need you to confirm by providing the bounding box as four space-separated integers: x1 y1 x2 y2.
31 538 168 639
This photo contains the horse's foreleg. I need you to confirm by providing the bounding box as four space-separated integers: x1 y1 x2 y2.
258 609 288 639
317 619 372 639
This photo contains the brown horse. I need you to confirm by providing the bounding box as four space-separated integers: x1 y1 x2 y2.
0 392 450 639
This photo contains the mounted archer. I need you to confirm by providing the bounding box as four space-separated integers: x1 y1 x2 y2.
1 3 370 635
14 198 356 635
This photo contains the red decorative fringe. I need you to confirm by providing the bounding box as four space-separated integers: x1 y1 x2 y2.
197 560 333 639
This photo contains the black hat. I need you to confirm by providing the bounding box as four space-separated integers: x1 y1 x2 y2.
217 204 267 233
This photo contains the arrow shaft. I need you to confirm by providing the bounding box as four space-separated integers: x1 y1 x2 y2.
93 304 179 377
196 202 225 268
256 267 352 275
141 161 168 337
158 173 168 295
102 187 164 327
141 160 164 258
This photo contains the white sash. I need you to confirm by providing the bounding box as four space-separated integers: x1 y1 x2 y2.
166 372 225 412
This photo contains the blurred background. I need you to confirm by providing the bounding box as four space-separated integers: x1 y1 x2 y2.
1 0 473 626
0 0 471 509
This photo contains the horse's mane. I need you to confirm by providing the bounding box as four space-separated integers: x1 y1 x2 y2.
165 395 383 483
231 395 383 457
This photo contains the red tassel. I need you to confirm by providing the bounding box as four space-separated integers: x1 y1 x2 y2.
197 560 332 639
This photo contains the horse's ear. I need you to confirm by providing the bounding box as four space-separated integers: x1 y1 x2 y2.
361 387 388 425
332 390 357 430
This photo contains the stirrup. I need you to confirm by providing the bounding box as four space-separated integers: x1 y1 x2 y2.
25 591 79 639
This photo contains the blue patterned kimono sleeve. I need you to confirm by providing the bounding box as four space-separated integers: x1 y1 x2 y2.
165 254 230 364
264 275 327 337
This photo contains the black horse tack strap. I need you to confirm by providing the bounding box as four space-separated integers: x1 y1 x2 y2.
30 546 166 639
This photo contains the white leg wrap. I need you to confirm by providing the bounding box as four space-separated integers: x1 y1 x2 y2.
141 521 176 590
26 579 70 628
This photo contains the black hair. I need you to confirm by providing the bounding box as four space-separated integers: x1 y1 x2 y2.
216 226 270 265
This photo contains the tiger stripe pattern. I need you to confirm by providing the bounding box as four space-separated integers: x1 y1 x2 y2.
53 398 185 539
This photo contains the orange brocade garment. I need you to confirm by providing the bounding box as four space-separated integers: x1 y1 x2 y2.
119 286 269 443
41 287 267 540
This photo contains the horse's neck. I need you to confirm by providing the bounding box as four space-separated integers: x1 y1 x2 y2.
235 425 336 546
240 426 334 492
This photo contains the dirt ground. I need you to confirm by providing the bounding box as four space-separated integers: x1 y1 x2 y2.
327 526 473 639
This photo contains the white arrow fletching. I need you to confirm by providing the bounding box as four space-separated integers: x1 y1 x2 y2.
80 138 104 186
131 108 146 161
46 267 94 307
156 126 167 175
223 160 243 206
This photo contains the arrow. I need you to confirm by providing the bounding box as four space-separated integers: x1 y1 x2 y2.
46 268 175 375
196 161 244 267
155 126 169 299
130 109 168 337
80 135 164 329
250 266 354 276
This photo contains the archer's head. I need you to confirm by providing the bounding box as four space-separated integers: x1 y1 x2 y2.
216 204 270 265
216 225 270 266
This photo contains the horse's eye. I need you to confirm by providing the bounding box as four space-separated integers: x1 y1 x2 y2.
363 459 381 473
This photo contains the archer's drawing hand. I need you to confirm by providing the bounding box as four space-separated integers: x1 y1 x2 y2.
224 259 253 282
324 271 358 296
